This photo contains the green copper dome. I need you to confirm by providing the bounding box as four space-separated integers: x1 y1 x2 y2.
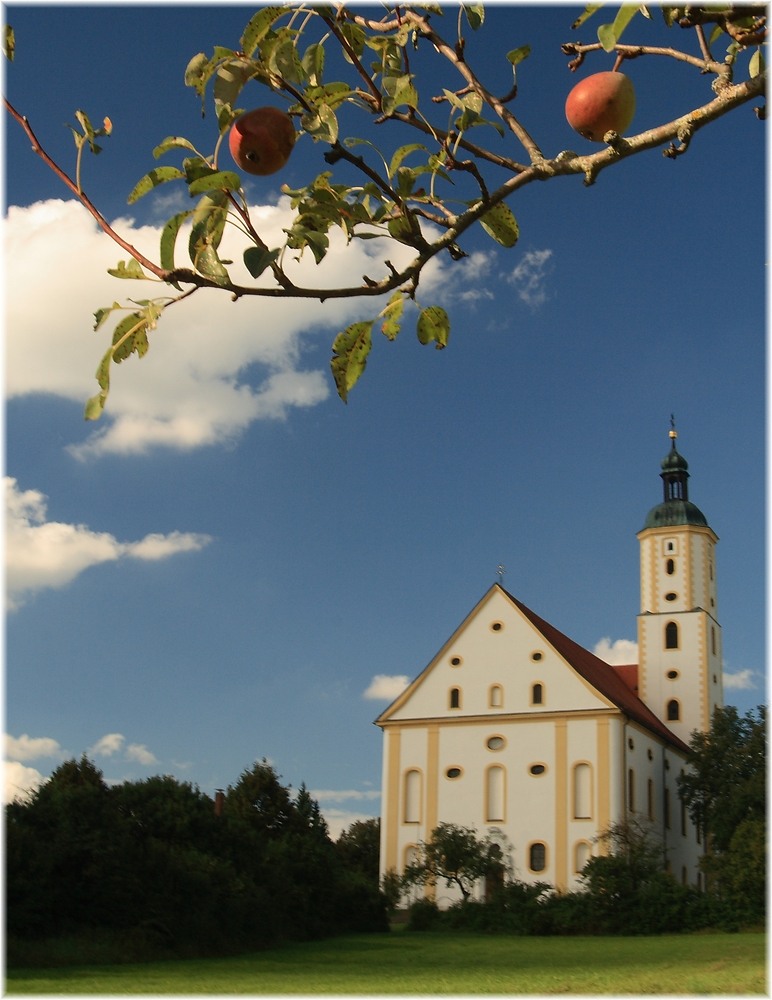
643 499 708 529
641 425 709 529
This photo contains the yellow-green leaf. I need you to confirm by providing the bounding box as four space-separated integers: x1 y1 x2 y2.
380 292 404 341
330 320 373 401
128 166 185 204
478 202 519 248
416 305 450 349
108 259 148 280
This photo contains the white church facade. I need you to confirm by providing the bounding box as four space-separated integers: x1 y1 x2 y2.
376 427 722 905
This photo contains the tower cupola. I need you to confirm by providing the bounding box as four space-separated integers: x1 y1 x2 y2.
642 422 708 529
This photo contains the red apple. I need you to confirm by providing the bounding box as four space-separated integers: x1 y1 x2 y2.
565 71 636 142
228 107 296 176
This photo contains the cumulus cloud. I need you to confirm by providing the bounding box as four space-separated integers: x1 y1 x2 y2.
125 743 159 766
593 637 639 666
310 788 381 841
362 674 410 700
4 762 47 804
723 668 757 691
5 198 448 459
5 477 212 609
508 248 553 308
88 733 126 757
5 733 64 762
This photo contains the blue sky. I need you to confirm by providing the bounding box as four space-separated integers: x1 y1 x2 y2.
3 3 766 836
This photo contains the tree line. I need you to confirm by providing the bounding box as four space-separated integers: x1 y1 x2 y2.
5 758 386 964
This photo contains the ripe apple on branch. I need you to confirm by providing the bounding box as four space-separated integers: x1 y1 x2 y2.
2 4 766 415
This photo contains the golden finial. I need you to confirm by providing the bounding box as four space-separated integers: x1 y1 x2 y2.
669 413 678 441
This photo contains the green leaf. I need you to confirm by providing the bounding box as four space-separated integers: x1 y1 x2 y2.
93 302 123 331
301 103 339 144
214 58 255 116
388 143 428 180
240 6 285 58
462 5 485 31
4 25 15 62
160 211 193 274
271 36 305 85
127 166 185 204
749 48 765 78
189 191 229 275
598 4 642 51
330 320 373 401
571 4 603 30
380 292 404 341
85 348 113 420
506 45 531 67
416 305 450 349
153 136 200 159
184 52 214 98
110 310 149 363
107 259 148 280
243 246 281 278
187 169 242 195
302 41 325 85
478 202 520 248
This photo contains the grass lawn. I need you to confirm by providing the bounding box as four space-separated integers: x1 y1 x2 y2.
4 930 766 995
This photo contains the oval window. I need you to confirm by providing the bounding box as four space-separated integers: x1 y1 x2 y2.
446 767 462 779
529 764 546 775
491 621 503 632
667 669 679 679
450 656 462 666
487 736 506 751
665 592 677 602
531 651 543 661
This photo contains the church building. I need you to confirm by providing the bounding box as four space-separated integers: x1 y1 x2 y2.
375 427 722 904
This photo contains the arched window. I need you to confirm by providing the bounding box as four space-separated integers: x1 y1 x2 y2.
666 558 675 575
665 621 679 649
486 765 506 823
529 842 547 873
573 763 592 819
531 683 543 705
574 841 592 874
449 687 461 709
667 699 680 722
489 684 503 709
404 769 422 824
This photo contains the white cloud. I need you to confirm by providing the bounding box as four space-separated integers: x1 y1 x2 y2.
5 477 212 609
593 637 639 666
4 762 46 804
125 743 158 766
362 674 410 700
5 198 448 459
723 668 757 690
322 808 380 842
89 733 126 757
508 248 553 308
5 733 64 762
311 788 381 803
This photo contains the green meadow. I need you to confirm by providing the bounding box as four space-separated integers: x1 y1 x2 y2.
5 930 766 995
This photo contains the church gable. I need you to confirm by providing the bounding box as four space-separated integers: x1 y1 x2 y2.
376 585 621 725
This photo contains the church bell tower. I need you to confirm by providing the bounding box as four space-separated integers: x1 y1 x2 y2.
636 422 723 742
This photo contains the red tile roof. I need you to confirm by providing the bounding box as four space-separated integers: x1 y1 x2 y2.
503 587 689 754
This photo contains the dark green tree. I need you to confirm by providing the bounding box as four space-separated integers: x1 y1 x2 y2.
336 817 381 883
677 704 766 923
401 822 506 901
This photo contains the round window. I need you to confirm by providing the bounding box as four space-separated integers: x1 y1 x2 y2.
450 656 462 666
487 736 506 751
